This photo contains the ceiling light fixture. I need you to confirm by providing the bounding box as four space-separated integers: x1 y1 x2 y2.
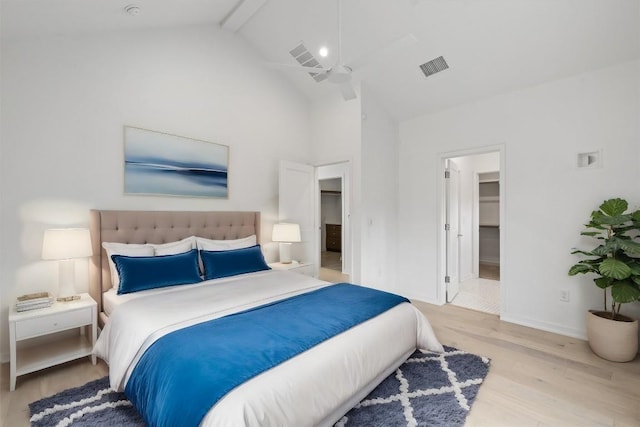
318 46 329 57
125 5 141 16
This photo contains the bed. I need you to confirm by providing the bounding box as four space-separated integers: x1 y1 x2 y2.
89 209 443 426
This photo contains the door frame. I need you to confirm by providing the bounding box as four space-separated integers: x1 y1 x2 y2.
437 144 505 310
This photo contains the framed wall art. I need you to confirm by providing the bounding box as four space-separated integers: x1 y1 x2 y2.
124 126 229 198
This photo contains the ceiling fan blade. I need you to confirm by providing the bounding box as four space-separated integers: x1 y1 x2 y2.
265 62 330 73
345 33 418 71
338 82 357 101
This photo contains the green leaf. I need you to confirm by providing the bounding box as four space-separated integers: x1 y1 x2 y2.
593 214 631 226
600 198 628 216
594 277 613 289
599 258 631 280
580 231 601 237
610 280 640 303
568 264 595 275
570 249 599 257
591 244 612 256
628 261 640 276
619 239 640 255
631 210 640 222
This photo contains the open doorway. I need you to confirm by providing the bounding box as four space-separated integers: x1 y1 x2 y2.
319 178 344 279
316 162 350 283
441 149 502 316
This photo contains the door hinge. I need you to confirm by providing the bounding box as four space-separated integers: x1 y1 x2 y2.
445 276 450 284
445 223 450 231
444 170 450 179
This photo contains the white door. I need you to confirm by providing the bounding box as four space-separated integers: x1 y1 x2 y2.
445 159 461 302
279 161 318 275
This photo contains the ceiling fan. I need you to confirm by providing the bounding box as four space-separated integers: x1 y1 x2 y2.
266 0 417 101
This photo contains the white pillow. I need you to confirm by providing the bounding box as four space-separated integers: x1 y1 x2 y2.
151 236 196 256
196 235 257 252
102 242 154 289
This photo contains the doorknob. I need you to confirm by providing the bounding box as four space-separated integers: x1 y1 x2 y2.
457 234 463 237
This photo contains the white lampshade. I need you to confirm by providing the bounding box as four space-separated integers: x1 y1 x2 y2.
42 228 92 260
42 228 92 299
272 223 301 243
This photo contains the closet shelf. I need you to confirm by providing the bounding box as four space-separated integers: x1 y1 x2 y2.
479 196 499 203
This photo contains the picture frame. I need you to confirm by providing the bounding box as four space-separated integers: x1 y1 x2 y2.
123 126 229 198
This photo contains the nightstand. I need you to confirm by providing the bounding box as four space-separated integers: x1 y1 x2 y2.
269 261 315 277
9 293 97 391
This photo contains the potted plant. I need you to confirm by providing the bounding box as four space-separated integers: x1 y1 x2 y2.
568 198 640 362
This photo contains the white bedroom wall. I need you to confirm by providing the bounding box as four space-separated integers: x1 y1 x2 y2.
360 89 399 292
308 86 399 290
309 89 362 283
0 25 312 361
398 59 640 339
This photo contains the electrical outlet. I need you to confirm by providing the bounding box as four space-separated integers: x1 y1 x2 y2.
560 289 570 302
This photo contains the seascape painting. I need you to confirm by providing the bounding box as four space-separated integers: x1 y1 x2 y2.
124 126 228 198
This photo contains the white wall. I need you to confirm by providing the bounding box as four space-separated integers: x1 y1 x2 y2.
309 89 362 282
0 25 312 361
308 86 400 291
398 60 640 339
360 89 399 292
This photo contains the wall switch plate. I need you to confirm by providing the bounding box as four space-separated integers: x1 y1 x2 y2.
560 289 570 302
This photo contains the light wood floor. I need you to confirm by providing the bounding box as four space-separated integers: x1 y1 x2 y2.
479 263 500 280
413 301 640 426
321 250 342 271
2 303 639 426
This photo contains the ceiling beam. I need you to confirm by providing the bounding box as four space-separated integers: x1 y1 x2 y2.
221 0 268 32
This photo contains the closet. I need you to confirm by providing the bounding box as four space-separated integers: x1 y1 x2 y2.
320 179 342 253
479 172 500 274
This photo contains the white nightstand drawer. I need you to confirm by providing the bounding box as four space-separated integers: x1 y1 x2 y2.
15 308 91 340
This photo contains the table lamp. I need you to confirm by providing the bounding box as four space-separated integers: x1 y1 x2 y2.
42 228 93 300
272 223 301 264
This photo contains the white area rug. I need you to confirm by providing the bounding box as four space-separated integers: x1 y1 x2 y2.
450 278 500 315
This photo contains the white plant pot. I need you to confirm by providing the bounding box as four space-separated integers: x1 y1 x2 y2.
586 310 638 362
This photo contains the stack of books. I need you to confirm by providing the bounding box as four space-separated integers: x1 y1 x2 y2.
16 292 54 312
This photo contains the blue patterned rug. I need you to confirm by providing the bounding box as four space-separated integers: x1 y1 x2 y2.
29 346 489 426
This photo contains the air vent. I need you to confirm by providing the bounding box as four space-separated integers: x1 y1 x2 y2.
289 42 327 82
419 56 449 77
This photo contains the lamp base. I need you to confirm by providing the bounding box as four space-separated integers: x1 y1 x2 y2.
279 242 293 264
57 259 78 299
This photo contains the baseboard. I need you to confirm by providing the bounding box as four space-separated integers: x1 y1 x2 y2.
479 260 500 266
500 312 587 341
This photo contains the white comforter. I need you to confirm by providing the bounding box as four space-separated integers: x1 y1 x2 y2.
93 270 443 426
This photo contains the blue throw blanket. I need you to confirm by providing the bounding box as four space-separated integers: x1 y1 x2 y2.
125 283 409 427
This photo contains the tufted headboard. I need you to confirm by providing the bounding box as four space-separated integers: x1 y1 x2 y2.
89 209 260 326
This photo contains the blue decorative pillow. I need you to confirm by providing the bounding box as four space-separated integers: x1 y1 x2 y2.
112 249 202 295
200 245 271 280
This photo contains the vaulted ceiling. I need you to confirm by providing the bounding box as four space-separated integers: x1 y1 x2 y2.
3 0 639 120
